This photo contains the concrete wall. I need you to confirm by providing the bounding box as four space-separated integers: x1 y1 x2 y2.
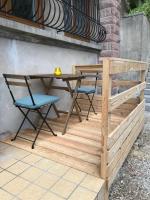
0 37 98 134
120 13 150 62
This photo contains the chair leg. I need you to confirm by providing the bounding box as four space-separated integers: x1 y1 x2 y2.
32 104 57 149
52 104 60 118
11 109 30 141
75 99 82 112
72 93 81 113
86 94 97 120
32 104 56 149
18 107 37 130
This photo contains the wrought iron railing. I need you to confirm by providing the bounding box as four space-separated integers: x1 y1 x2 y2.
0 0 106 43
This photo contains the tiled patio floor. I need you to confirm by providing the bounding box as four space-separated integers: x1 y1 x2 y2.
0 142 105 200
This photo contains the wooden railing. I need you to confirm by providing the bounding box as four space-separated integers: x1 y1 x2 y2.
74 58 148 199
101 58 148 194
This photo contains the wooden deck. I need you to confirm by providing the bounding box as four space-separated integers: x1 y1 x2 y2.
2 58 147 200
4 111 125 177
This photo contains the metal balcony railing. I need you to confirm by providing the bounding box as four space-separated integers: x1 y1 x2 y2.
0 0 106 43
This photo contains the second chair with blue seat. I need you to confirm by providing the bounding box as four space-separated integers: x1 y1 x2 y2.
3 74 60 149
74 71 99 120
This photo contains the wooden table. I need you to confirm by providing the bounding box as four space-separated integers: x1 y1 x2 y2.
29 74 85 134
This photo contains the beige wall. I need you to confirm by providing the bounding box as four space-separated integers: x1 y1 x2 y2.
0 37 99 134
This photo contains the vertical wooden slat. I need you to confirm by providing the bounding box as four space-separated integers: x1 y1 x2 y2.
101 58 111 200
140 70 146 101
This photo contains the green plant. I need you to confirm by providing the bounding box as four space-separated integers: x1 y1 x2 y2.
128 0 150 18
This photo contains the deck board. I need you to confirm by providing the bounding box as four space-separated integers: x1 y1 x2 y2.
3 112 125 177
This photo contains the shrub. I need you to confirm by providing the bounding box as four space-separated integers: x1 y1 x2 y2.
128 0 150 18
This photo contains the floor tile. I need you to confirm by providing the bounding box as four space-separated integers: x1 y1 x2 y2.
0 157 18 169
80 175 104 193
8 148 30 160
0 171 16 187
3 177 29 195
21 154 42 165
0 167 3 172
35 172 59 189
68 186 97 200
0 142 10 151
18 184 46 200
1 145 30 160
33 158 56 171
7 161 30 175
48 162 69 176
63 168 86 184
0 188 14 200
20 166 43 182
51 179 76 198
41 192 65 200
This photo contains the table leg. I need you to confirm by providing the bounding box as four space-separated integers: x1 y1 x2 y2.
40 78 60 117
62 79 82 134
40 78 53 94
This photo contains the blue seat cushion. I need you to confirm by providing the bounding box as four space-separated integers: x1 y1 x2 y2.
15 93 60 109
76 87 96 94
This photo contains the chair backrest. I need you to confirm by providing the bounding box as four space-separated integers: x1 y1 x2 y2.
3 74 35 105
73 65 102 112
74 65 102 91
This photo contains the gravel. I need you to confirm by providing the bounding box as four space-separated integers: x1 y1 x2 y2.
109 112 150 200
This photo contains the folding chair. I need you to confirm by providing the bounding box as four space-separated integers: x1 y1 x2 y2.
74 72 99 120
3 74 60 149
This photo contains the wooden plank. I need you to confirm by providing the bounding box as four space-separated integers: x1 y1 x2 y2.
109 82 146 111
50 86 69 91
66 128 101 142
3 74 26 79
101 58 111 181
108 117 144 187
108 107 144 164
74 64 103 74
112 80 140 87
140 70 146 101
23 131 100 165
75 64 103 68
43 124 101 148
7 81 28 87
80 80 139 87
108 58 148 74
108 100 144 149
107 113 144 178
25 129 101 156
47 119 102 135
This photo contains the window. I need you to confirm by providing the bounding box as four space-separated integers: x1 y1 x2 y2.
11 0 35 21
64 0 91 41
0 0 42 26
0 0 106 43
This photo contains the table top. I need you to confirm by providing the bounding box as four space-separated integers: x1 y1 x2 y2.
28 74 85 81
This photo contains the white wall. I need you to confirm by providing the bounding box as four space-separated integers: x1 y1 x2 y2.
0 37 98 134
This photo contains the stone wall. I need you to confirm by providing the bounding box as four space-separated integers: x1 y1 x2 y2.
100 0 121 58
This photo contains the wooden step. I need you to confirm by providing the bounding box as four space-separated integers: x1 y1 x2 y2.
4 138 100 177
23 131 101 165
25 129 102 156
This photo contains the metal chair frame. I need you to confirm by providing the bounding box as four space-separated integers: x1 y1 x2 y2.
3 74 57 149
75 72 99 120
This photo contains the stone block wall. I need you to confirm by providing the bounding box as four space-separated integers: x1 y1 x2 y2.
100 0 121 58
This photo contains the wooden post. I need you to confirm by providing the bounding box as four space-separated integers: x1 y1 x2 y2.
101 58 112 200
140 70 146 102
